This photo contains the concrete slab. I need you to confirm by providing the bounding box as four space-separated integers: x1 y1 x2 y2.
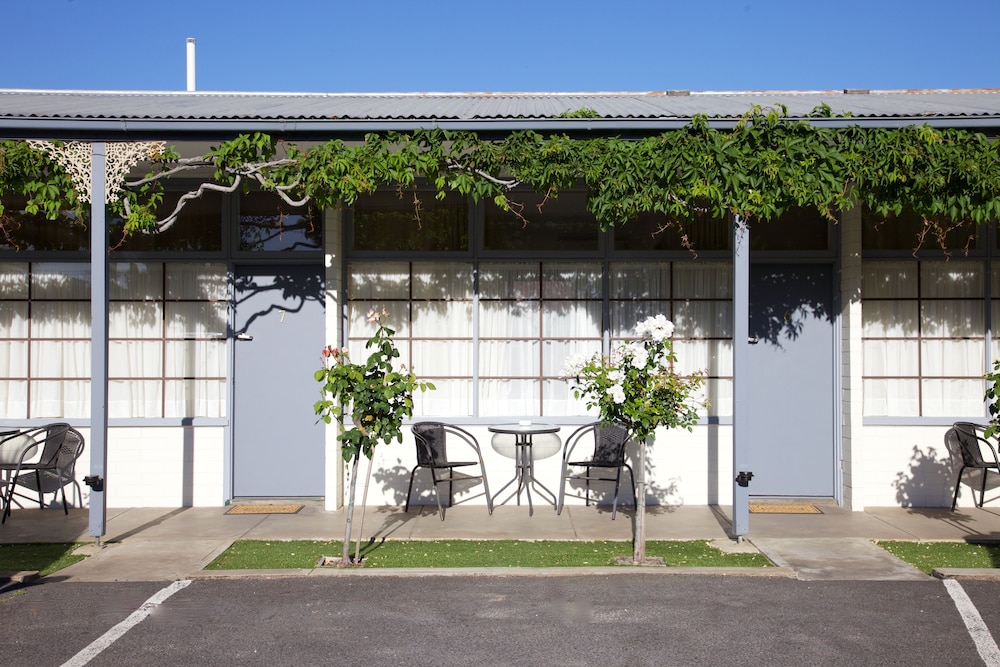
751 537 933 581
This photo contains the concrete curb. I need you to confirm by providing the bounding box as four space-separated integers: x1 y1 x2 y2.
933 567 1000 580
0 570 40 584
192 565 796 579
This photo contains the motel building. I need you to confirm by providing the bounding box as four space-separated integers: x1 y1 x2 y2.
2 87 1000 537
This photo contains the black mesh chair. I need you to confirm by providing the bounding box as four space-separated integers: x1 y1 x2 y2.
0 423 80 523
406 422 493 520
949 422 1000 510
556 421 636 520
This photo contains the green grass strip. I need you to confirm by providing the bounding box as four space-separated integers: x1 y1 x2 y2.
205 539 773 570
0 543 87 576
877 541 1000 574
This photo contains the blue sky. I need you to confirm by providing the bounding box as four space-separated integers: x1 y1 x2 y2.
1 0 998 93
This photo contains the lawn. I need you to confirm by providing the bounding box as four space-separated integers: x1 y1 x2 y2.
205 539 773 570
877 541 1000 574
0 543 87 576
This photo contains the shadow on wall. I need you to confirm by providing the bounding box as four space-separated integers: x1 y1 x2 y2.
893 444 956 507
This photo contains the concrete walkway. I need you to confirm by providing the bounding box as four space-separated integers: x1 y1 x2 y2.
4 503 1000 583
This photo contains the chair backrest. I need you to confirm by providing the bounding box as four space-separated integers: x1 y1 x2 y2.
34 423 72 468
592 422 632 466
56 427 85 475
0 430 39 465
412 422 447 466
950 422 998 467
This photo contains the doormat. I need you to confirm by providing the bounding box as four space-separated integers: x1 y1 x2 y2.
225 504 304 515
749 504 822 514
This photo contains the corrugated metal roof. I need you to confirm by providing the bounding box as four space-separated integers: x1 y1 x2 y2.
2 88 1000 121
2 89 1000 139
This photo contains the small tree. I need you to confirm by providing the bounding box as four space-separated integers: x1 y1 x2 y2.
563 314 704 564
314 309 433 565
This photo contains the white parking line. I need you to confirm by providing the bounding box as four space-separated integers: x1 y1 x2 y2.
944 579 1000 667
61 579 192 667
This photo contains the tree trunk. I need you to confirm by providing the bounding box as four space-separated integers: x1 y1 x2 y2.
632 435 649 563
341 454 360 564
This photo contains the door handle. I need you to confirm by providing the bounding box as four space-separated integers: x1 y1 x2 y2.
748 337 759 345
236 333 254 341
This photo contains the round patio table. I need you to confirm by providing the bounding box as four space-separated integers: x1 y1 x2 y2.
488 422 561 516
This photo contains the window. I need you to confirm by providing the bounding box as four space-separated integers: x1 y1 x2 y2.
109 190 225 253
0 194 89 252
0 260 227 419
352 189 468 252
862 260 986 416
238 191 321 252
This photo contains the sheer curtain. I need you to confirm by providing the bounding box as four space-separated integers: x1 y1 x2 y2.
863 260 985 417
0 263 29 418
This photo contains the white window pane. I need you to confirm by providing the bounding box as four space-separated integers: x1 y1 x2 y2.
862 301 918 337
166 262 227 300
480 301 539 337
0 380 27 419
610 263 671 299
479 263 539 299
921 261 983 298
864 379 919 416
674 263 732 299
165 302 227 338
164 379 226 418
412 340 471 376
412 301 472 337
30 380 89 418
413 379 471 417
480 340 539 376
32 263 90 299
479 379 539 417
31 302 91 337
675 339 732 376
0 262 28 299
542 264 602 299
702 378 733 417
542 378 592 417
348 261 410 299
922 379 984 417
542 300 600 337
30 340 90 377
0 302 28 337
921 301 983 337
675 301 732 338
413 262 472 299
109 380 162 418
0 341 27 378
109 303 162 338
863 262 917 298
110 262 163 300
165 340 226 377
109 340 163 377
863 339 918 376
921 339 985 377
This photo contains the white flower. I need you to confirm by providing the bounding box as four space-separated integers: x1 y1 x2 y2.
561 353 593 378
607 369 624 383
607 384 626 404
627 343 649 370
636 314 674 342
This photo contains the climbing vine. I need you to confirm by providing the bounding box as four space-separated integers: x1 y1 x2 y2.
3 105 1000 252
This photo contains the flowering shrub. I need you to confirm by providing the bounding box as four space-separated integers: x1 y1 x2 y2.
314 309 434 462
562 314 704 441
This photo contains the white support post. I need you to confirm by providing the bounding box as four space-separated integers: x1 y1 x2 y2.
88 142 109 541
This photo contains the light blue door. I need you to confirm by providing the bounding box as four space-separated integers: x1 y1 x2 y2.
747 264 836 497
232 264 325 497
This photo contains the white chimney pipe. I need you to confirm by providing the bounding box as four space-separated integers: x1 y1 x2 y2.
186 38 196 91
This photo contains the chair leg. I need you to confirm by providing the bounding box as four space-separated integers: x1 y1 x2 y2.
556 462 568 516
611 468 622 520
980 469 990 508
430 468 445 521
404 467 420 513
952 466 966 510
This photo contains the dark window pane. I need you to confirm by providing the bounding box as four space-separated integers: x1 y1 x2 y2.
110 190 224 252
750 206 830 251
239 192 321 252
0 194 89 252
862 206 978 251
614 208 730 251
484 190 599 252
352 189 467 252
